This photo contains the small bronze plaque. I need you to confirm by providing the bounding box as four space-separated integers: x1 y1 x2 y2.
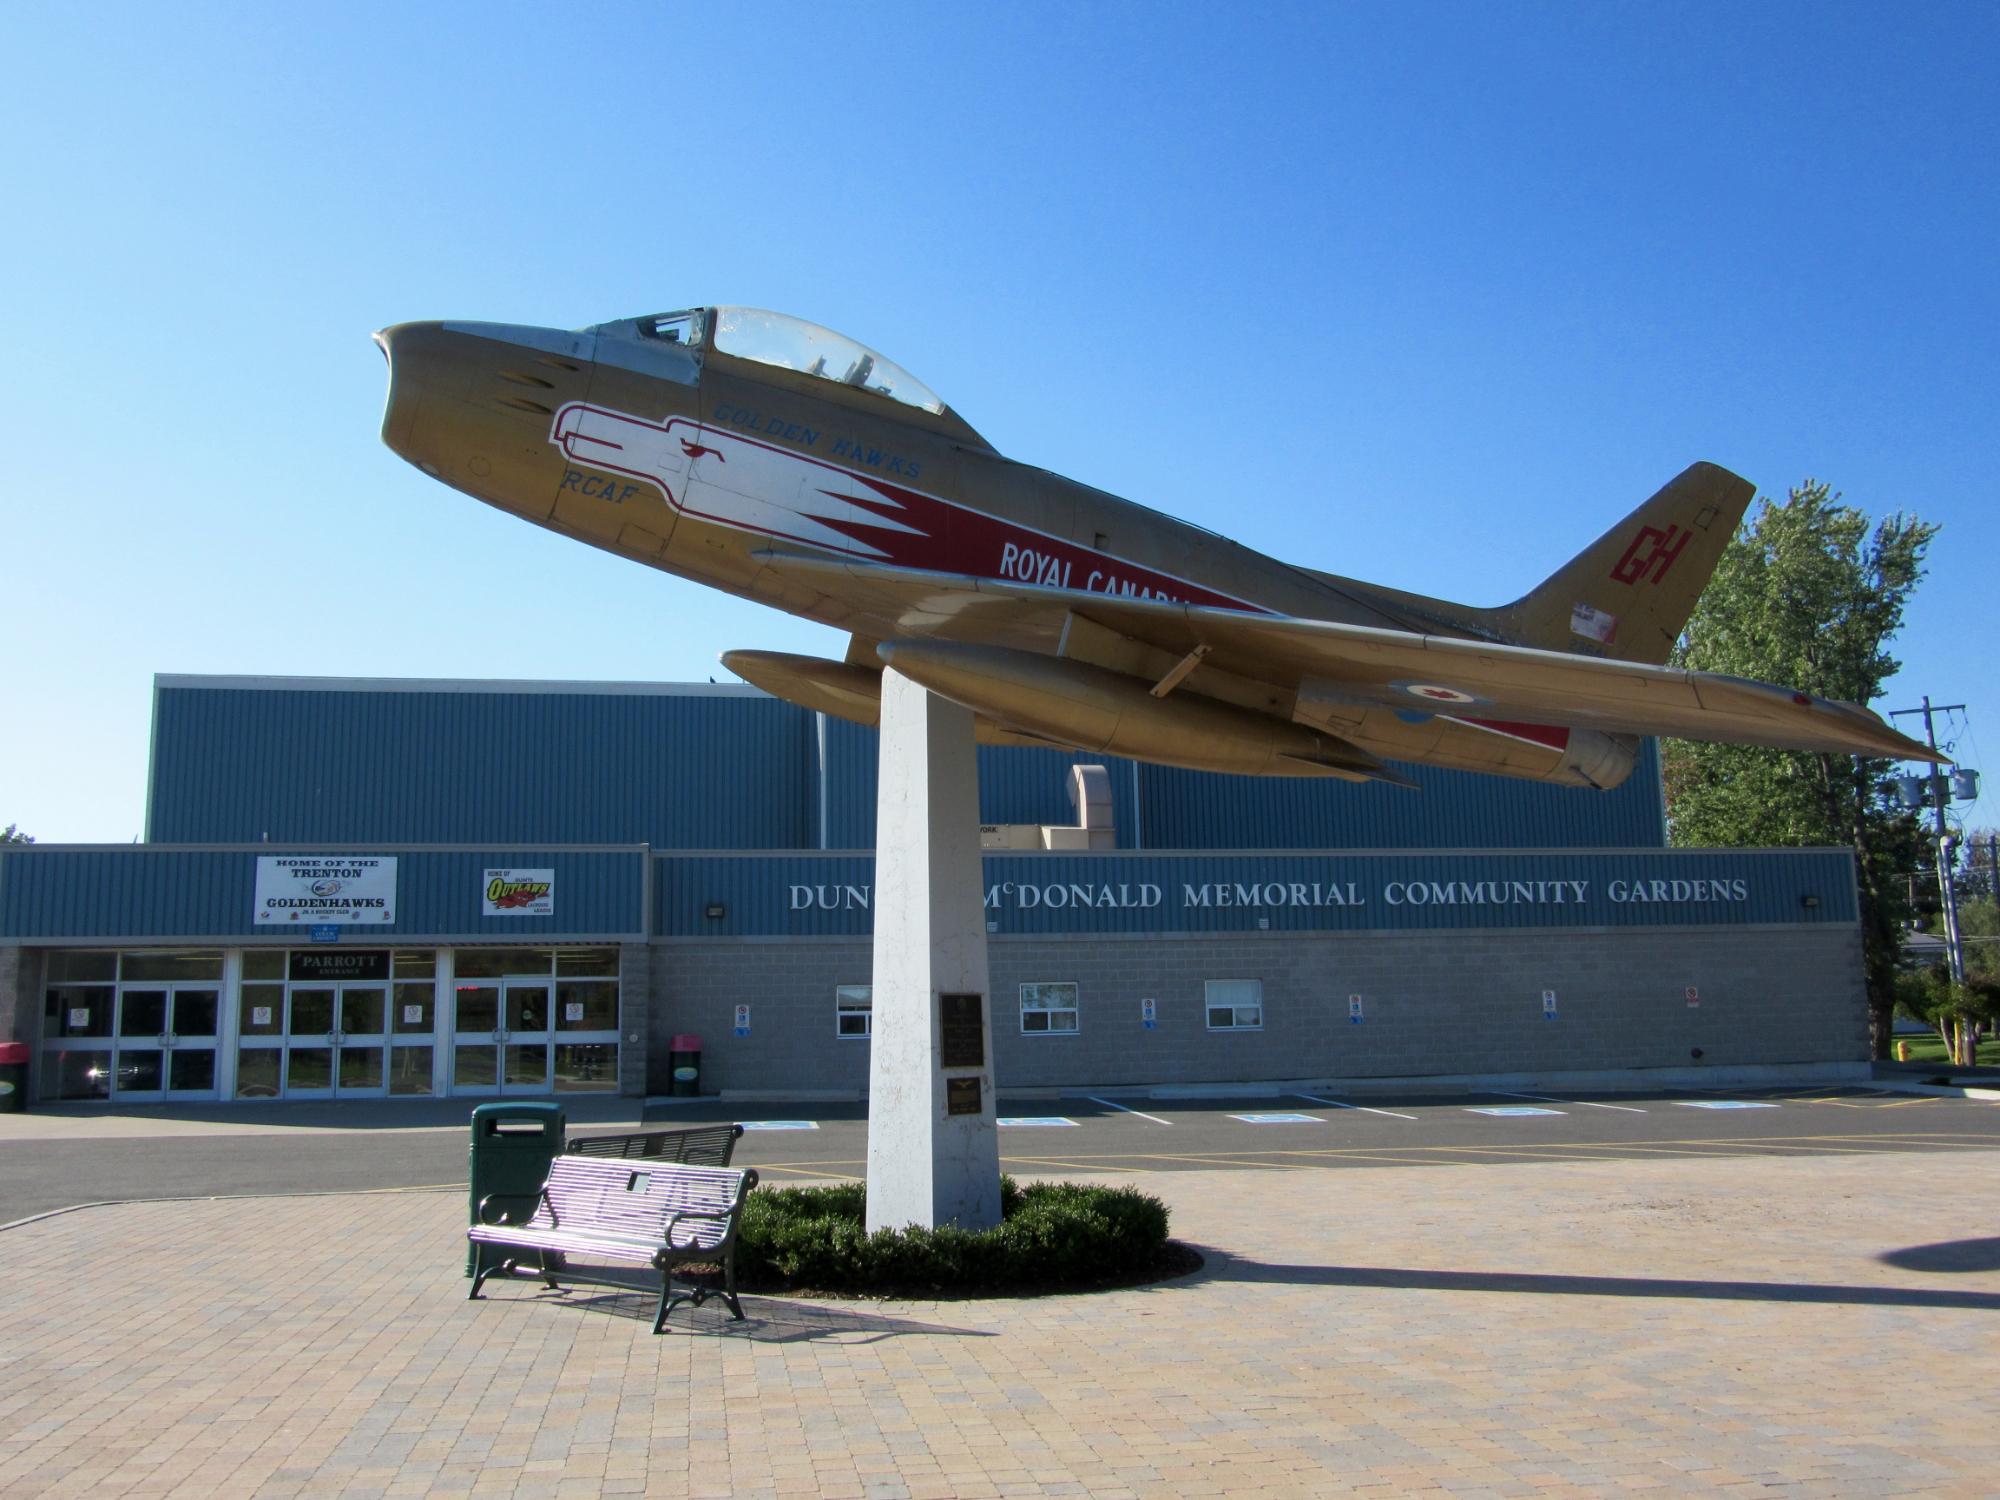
946 1076 982 1116
939 991 985 1069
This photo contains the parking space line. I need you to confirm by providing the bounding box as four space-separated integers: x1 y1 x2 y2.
1086 1096 1173 1125
1740 1135 1993 1151
1416 1160 1632 1168
1674 1101 1778 1111
1549 1141 1749 1159
1498 1092 1646 1113
1293 1093 1419 1120
999 1154 1158 1173
1112 1151 1318 1171
1271 1148 1475 1167
751 1162 864 1180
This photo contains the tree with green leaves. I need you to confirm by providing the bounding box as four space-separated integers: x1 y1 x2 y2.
1664 480 1937 1057
0 824 30 845
1894 963 1997 1066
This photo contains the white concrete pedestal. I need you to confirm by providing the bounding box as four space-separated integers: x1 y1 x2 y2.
864 668 1002 1231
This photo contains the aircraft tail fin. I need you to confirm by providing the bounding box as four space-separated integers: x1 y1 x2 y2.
1486 462 1753 666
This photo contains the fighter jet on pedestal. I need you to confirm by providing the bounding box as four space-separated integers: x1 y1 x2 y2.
376 306 1939 781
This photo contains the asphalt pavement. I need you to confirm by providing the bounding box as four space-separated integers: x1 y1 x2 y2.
4 1081 1996 1224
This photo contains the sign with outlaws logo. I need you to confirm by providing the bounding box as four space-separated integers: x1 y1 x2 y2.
483 868 555 918
254 856 398 924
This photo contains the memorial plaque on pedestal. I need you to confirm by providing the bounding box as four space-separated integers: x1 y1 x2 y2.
939 992 984 1068
946 1076 982 1116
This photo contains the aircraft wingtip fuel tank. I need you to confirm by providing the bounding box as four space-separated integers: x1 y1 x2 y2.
378 305 1944 780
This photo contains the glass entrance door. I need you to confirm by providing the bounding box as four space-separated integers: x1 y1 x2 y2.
450 980 553 1095
283 984 390 1098
111 987 220 1099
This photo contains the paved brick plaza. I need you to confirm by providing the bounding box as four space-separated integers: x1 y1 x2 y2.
3 1151 1997 1498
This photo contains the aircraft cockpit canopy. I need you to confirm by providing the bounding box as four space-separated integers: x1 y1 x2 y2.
595 306 949 415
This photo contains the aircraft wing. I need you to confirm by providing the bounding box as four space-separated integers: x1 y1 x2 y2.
750 550 1941 761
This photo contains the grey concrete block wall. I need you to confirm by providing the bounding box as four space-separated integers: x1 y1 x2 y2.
650 939 875 1096
650 923 1867 1094
616 942 651 1098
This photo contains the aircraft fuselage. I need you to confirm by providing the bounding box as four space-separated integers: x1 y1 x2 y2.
376 308 1935 785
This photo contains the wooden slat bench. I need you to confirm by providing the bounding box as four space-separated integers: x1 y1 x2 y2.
564 1122 744 1165
467 1155 758 1333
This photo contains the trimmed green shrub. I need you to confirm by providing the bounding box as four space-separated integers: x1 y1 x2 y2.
733 1176 1176 1295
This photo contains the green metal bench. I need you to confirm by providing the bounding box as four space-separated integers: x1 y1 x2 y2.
468 1154 758 1333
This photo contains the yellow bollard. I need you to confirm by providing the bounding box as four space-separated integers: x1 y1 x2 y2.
1895 1040 1909 1062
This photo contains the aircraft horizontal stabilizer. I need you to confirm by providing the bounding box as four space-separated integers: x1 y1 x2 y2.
748 550 1942 764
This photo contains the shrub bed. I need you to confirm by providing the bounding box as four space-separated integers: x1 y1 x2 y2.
731 1177 1195 1296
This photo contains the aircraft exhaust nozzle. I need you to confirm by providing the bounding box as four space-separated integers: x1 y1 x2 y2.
876 640 1409 782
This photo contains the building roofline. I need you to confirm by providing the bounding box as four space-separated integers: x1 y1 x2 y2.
151 673 769 698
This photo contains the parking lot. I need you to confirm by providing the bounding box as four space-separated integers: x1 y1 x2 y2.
700 1083 2000 1181
7 1079 1995 1226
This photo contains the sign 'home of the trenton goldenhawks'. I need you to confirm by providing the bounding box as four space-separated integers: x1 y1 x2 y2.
656 850 1858 937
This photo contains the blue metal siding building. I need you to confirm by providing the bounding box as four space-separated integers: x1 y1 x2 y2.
655 848 1854 940
148 679 819 849
148 676 1664 851
0 674 1866 1105
2 847 649 942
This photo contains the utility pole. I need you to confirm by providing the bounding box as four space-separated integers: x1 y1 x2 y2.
1890 697 1966 986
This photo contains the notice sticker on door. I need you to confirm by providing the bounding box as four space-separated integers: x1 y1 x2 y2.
69 1007 90 1029
1140 997 1157 1030
251 1006 273 1027
1349 993 1364 1024
734 1004 751 1038
401 1004 423 1025
564 1001 583 1022
1542 989 1559 1020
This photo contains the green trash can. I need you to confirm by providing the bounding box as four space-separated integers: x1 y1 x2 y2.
467 1100 565 1275
0 1042 27 1113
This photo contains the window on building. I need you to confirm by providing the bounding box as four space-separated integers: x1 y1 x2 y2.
242 950 285 981
120 950 224 982
1205 979 1263 1031
1020 982 1079 1035
453 947 553 979
836 985 871 1038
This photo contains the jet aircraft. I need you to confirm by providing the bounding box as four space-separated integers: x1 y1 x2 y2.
375 306 1939 787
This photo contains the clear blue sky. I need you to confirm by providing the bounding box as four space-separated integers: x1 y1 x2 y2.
4 1 1993 842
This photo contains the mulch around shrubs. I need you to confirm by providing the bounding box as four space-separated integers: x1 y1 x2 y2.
729 1238 1206 1302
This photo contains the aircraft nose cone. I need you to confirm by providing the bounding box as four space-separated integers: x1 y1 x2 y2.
373 318 603 526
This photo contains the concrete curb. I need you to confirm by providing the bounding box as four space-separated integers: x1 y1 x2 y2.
1867 1078 2000 1102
